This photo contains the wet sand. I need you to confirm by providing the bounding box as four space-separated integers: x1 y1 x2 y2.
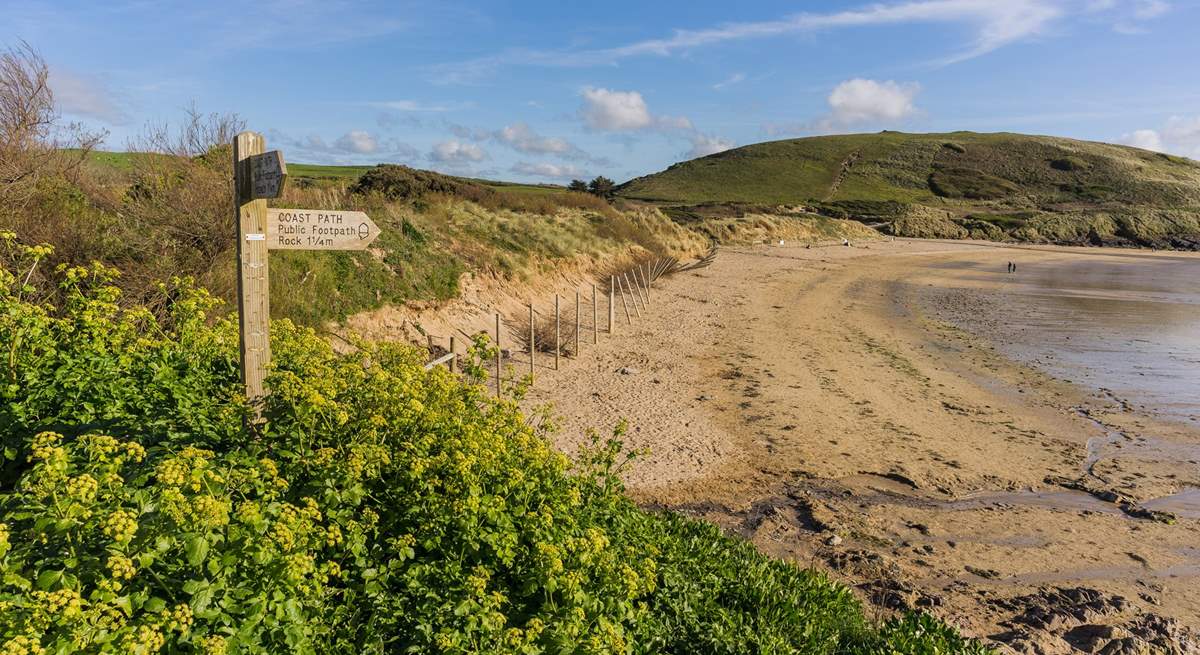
520 240 1200 653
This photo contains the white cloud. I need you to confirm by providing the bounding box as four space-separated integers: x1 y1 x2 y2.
48 68 128 125
1133 0 1170 19
429 140 486 163
1120 116 1200 159
1102 0 1170 33
334 130 378 154
496 123 575 156
436 0 1063 82
827 79 921 125
712 72 746 91
579 87 692 132
511 161 584 179
366 100 470 112
1119 128 1164 151
685 134 736 159
266 129 417 163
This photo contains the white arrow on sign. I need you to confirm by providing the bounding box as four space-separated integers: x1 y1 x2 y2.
266 208 380 251
249 150 287 199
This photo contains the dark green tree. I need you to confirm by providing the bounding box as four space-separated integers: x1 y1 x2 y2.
587 176 615 197
567 179 588 193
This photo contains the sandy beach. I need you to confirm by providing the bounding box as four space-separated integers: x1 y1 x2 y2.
519 239 1200 653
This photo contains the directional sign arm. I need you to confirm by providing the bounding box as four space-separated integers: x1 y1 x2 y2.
266 209 380 250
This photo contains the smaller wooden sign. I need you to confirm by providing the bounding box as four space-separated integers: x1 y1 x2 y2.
266 208 380 250
249 150 287 199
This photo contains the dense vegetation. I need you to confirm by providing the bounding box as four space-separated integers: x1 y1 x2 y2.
3 142 703 328
0 235 990 653
615 131 1200 248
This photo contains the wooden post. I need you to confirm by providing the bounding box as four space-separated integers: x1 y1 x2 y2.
632 270 647 311
608 276 615 333
449 335 456 374
624 273 642 317
592 283 598 344
645 262 652 300
635 266 649 307
528 302 535 378
427 334 434 353
233 132 271 415
495 313 502 397
618 275 633 324
574 290 580 357
554 295 560 370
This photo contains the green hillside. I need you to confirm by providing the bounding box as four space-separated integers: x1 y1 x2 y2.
617 131 1200 248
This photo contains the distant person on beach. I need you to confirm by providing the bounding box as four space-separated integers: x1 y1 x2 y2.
843 239 850 247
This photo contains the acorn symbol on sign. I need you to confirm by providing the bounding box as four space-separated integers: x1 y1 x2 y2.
357 223 369 240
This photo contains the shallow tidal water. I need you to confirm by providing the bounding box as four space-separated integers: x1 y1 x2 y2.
931 251 1200 425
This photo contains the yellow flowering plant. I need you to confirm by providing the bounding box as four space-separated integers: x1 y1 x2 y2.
1 234 990 654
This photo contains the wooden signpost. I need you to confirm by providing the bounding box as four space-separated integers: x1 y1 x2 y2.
267 209 379 251
232 131 380 415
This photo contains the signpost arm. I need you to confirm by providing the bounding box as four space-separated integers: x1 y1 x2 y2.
233 132 271 416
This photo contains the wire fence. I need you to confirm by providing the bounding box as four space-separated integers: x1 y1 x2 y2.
420 248 718 395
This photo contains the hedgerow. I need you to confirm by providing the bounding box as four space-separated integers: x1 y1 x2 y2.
0 233 989 654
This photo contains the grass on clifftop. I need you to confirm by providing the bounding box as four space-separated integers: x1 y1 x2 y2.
617 131 1200 207
9 154 702 328
616 131 1200 248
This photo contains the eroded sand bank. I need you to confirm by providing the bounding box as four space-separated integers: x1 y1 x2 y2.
519 239 1200 653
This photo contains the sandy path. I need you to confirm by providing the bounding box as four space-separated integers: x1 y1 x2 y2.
520 240 1200 653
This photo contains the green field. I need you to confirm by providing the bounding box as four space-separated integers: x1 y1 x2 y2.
615 131 1200 247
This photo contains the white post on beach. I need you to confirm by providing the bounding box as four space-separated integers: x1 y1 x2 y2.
528 302 535 378
574 290 580 357
592 283 598 344
554 294 561 370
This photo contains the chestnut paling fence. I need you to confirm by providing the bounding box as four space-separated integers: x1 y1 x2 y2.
420 248 717 395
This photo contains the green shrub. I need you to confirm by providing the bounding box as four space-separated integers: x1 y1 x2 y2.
1049 157 1088 172
0 235 991 654
928 168 1020 200
350 165 484 201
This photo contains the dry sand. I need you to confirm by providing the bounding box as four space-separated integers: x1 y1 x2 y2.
517 239 1200 654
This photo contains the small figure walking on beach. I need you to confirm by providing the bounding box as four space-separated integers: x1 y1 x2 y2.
1007 261 1015 273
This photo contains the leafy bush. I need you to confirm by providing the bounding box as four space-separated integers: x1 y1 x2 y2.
928 168 1020 200
0 235 990 654
350 164 484 201
1049 157 1088 172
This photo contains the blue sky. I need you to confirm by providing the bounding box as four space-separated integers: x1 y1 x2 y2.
6 0 1200 183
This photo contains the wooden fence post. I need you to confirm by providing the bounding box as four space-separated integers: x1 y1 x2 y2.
633 270 647 311
624 273 642 316
609 276 615 333
449 335 456 374
554 295 561 370
618 275 633 324
592 283 598 344
574 291 580 357
233 132 271 417
528 302 535 378
495 313 502 397
635 266 648 307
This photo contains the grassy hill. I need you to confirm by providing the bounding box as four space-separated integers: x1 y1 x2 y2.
617 131 1200 248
